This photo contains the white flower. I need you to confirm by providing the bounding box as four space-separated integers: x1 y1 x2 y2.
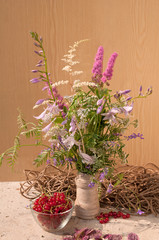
62 65 72 72
79 152 95 165
73 81 97 89
70 71 83 76
51 80 69 87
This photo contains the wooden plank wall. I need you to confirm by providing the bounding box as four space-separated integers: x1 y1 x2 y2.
0 0 158 181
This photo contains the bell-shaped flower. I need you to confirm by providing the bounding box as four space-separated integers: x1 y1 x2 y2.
47 102 60 115
121 103 133 115
63 134 79 150
101 107 121 125
97 97 104 106
42 121 52 133
35 99 45 105
107 183 113 193
97 104 104 114
69 116 76 133
30 78 41 83
34 108 47 120
79 148 95 165
61 118 68 125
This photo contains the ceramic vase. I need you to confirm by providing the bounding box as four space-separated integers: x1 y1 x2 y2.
75 172 100 219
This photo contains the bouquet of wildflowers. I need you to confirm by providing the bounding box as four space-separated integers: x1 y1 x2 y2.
0 32 152 182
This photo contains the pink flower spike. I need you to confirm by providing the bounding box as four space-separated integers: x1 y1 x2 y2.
101 76 107 83
103 52 118 81
92 46 104 82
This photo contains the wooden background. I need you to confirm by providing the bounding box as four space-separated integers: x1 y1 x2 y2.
0 0 158 181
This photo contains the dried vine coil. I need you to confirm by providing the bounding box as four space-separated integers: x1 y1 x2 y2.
100 163 159 216
20 164 76 200
20 163 159 216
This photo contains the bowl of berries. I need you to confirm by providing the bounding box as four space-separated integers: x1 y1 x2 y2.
30 192 74 232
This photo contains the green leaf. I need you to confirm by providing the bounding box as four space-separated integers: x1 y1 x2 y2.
54 117 64 124
0 153 4 166
30 32 39 41
114 180 121 187
34 150 49 167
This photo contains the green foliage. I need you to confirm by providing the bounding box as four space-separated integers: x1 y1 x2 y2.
34 150 49 167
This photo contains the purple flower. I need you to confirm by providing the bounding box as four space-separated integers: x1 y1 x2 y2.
97 104 103 114
121 103 133 115
102 52 118 82
34 108 47 120
107 183 113 193
34 42 40 47
99 167 108 182
35 99 45 105
34 50 42 56
85 165 91 169
53 158 57 166
65 157 73 163
36 63 43 67
58 135 62 142
69 117 76 132
88 181 95 188
30 78 41 83
42 86 49 91
47 102 60 115
126 96 132 101
126 133 144 141
97 97 104 106
38 60 43 64
62 119 68 125
42 121 52 133
101 108 121 125
137 208 144 215
31 69 39 73
147 86 152 95
119 89 131 95
46 159 50 164
114 89 131 99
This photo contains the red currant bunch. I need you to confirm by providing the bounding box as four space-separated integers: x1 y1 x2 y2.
96 211 130 224
32 192 73 230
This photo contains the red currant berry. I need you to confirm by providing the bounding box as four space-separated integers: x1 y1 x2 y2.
122 214 127 219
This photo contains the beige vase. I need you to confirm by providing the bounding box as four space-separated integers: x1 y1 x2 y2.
75 172 100 219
